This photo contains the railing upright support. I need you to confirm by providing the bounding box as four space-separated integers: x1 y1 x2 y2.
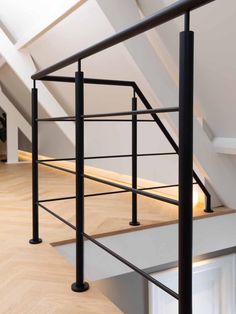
178 12 193 314
29 81 42 245
71 61 89 292
130 91 140 226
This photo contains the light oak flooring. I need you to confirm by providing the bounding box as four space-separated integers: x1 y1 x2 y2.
0 162 122 314
0 162 234 313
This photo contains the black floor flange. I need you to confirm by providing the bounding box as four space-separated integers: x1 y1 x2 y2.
204 209 214 213
129 221 140 226
29 238 42 244
71 282 90 293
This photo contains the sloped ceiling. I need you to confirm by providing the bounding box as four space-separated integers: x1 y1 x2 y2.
0 0 76 42
137 0 236 137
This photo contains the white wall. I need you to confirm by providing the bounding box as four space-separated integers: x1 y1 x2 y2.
0 0 179 184
137 0 236 139
0 0 78 42
56 213 236 281
95 253 236 314
95 271 147 314
0 64 75 157
149 254 236 314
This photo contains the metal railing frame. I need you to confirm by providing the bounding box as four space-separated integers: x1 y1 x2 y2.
29 1 216 313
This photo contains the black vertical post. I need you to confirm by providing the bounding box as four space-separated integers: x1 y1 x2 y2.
205 194 213 213
130 91 140 226
71 61 89 292
29 81 42 245
178 12 193 314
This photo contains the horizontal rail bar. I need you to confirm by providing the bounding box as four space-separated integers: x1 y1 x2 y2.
84 182 197 198
39 161 196 200
141 182 197 191
37 152 176 164
85 190 126 198
39 196 76 203
37 158 75 163
38 203 76 230
39 162 75 174
40 76 75 83
84 174 179 205
84 119 155 122
36 109 179 121
38 183 194 201
83 107 179 119
36 117 75 122
32 0 215 79
37 118 156 123
37 181 197 202
84 78 134 87
83 232 178 299
85 152 176 160
39 183 191 202
40 76 135 87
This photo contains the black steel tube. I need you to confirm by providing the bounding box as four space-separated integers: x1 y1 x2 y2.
29 85 42 245
39 162 75 175
84 119 155 122
71 66 89 293
32 0 215 79
178 26 194 314
133 83 212 212
83 232 178 300
85 152 176 160
40 76 75 83
85 190 126 198
138 152 176 157
38 203 76 230
185 11 190 31
37 157 75 163
84 78 134 87
84 182 196 198
84 174 179 206
82 107 178 119
40 76 135 87
142 182 196 191
134 84 179 151
36 116 75 122
39 196 76 203
39 182 196 202
37 152 175 163
130 95 140 226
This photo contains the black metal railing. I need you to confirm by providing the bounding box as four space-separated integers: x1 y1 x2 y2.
38 76 212 213
29 1 216 313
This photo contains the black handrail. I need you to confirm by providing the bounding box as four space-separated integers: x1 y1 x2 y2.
32 0 214 80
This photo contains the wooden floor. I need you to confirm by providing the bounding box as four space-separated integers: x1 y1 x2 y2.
0 162 122 314
0 162 234 313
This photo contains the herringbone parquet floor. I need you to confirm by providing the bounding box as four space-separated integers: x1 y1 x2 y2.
0 162 233 313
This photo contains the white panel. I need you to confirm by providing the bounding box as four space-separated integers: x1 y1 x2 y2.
57 213 236 281
0 0 77 41
149 254 236 314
